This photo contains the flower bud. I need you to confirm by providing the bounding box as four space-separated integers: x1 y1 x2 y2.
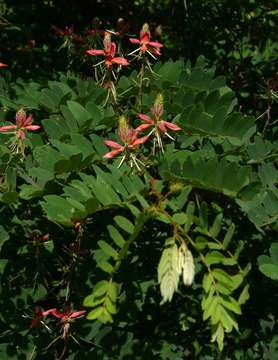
140 23 150 39
16 108 26 127
151 94 164 118
103 32 112 53
118 116 134 144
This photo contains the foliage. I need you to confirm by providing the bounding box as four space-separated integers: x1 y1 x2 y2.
0 1 277 359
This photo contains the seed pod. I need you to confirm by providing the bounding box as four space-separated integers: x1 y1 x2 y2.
182 248 195 286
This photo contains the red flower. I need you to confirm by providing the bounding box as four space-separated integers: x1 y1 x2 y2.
129 23 163 58
86 32 129 69
104 116 148 170
35 307 86 339
0 62 8 68
0 109 40 139
104 127 148 159
136 94 181 151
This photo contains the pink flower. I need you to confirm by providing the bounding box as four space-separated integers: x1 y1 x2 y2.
104 127 148 159
129 23 163 58
104 116 148 170
86 32 129 69
0 62 8 68
136 94 181 151
0 109 40 139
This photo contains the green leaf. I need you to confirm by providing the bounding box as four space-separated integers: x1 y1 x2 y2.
205 251 225 265
87 307 104 320
259 264 278 280
97 260 114 274
223 223 235 248
114 216 134 234
238 284 250 305
66 100 92 128
220 296 241 315
0 226 9 252
209 213 223 238
107 225 125 248
97 240 118 260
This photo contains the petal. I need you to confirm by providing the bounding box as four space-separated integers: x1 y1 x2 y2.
104 140 122 149
109 42 117 57
138 113 153 124
69 310 86 319
103 148 123 159
0 125 17 131
148 41 164 48
135 123 152 132
152 48 161 56
140 33 150 43
24 125 41 131
131 135 149 146
129 38 141 44
23 114 33 126
0 62 8 67
18 130 26 139
42 308 60 317
112 57 129 66
86 49 105 56
157 121 167 133
164 121 182 131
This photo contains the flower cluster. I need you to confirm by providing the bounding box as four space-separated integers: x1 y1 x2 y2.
86 23 163 71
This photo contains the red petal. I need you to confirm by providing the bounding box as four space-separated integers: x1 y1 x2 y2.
138 113 153 124
0 125 17 131
140 33 150 43
104 140 122 149
164 121 182 131
42 308 60 317
135 123 152 132
158 121 167 133
23 114 33 126
69 310 86 319
103 148 123 159
150 48 161 56
0 62 8 68
132 135 149 146
112 57 129 66
109 42 117 57
129 38 141 44
148 41 163 48
86 49 105 56
24 125 41 131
